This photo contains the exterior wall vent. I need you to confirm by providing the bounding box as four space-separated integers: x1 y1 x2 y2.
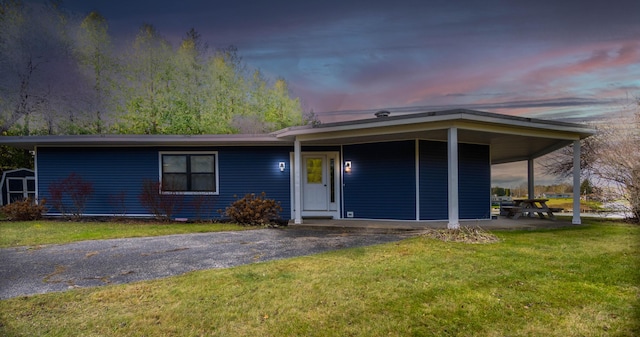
374 110 391 118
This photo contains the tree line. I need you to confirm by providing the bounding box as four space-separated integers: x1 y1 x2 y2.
0 1 308 137
492 180 595 199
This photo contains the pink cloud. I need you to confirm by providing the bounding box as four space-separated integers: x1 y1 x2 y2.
411 41 639 107
299 38 640 121
519 42 640 90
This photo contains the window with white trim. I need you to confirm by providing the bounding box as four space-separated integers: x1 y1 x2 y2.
160 152 218 194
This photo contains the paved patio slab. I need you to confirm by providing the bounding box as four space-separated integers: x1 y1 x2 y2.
291 216 578 231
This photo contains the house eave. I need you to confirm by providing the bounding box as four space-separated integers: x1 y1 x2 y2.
274 109 595 164
0 134 293 150
0 109 596 165
276 109 595 141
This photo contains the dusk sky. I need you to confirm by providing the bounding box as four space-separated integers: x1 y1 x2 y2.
58 0 640 124
36 0 640 187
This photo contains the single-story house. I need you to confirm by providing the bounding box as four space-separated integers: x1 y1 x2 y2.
0 168 35 206
0 109 595 227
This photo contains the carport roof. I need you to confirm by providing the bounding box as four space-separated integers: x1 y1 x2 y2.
275 109 596 164
0 109 595 164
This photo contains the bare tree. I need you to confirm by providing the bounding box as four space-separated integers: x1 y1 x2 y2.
542 98 640 221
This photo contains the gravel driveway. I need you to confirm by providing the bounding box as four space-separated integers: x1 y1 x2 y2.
0 228 413 299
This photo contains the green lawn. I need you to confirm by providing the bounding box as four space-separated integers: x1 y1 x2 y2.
1 220 638 336
492 198 603 212
0 220 252 248
544 198 603 212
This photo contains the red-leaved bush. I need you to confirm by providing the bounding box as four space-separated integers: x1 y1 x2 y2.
47 173 94 218
139 180 184 221
191 194 218 220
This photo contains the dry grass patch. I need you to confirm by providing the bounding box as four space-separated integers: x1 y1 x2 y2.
421 225 501 244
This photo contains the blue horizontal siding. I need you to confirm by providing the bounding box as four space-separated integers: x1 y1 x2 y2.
343 141 416 220
34 140 490 221
419 140 448 220
37 148 157 216
459 143 491 219
36 146 292 220
216 147 291 220
419 141 490 220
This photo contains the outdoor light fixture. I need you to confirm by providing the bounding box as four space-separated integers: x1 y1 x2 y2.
345 161 352 173
279 162 286 172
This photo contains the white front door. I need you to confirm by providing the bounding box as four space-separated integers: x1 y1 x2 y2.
292 152 340 219
302 155 328 211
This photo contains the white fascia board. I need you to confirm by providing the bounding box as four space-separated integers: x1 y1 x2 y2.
277 112 595 141
453 121 583 141
287 120 457 142
459 114 595 138
277 114 463 139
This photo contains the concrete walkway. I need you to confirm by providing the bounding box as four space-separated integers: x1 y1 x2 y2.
291 216 578 231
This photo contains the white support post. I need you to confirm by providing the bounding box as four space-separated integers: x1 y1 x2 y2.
572 140 581 225
33 147 39 205
415 139 420 221
527 159 535 199
294 139 303 224
447 127 460 229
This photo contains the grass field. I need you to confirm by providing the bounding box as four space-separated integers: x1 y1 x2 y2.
543 198 603 212
492 198 604 212
1 219 638 336
0 220 252 248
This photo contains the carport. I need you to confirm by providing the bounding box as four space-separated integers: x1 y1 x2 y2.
275 109 596 227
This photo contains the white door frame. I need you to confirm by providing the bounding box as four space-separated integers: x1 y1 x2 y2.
290 151 341 219
302 154 329 211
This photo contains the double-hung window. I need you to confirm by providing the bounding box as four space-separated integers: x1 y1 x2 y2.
160 152 218 194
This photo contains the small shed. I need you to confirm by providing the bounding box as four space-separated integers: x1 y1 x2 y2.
0 168 35 206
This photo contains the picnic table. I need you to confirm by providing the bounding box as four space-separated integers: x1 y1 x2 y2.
502 198 557 220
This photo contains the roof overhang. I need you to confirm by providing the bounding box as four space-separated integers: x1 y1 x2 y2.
275 109 595 164
0 109 596 164
0 134 291 149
